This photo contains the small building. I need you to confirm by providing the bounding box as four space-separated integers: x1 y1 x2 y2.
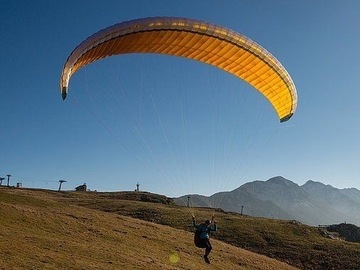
75 183 87 192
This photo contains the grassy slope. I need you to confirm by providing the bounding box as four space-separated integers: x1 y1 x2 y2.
2 188 360 269
0 187 298 270
60 190 360 269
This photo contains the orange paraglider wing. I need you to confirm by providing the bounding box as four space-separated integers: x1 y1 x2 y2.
60 17 297 122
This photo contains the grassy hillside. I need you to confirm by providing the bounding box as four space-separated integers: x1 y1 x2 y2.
1 187 360 269
0 187 298 270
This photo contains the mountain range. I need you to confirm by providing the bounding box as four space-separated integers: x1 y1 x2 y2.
175 176 360 226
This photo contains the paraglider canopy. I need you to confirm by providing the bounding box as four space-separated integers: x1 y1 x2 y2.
60 17 297 122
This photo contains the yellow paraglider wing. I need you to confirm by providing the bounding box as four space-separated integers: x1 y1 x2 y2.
60 17 297 122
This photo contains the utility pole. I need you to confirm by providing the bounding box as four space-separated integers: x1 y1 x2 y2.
0 177 4 186
6 174 11 187
187 195 191 207
58 180 67 191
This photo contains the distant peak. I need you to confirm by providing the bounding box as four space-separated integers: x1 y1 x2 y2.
266 176 294 185
303 180 332 188
303 180 322 186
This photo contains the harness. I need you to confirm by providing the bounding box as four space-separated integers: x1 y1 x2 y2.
194 224 208 248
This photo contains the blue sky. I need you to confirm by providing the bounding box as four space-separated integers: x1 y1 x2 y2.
1 0 360 196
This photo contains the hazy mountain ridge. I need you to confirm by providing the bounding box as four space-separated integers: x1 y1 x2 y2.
175 176 360 226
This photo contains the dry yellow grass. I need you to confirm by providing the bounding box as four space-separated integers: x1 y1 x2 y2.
0 187 298 270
